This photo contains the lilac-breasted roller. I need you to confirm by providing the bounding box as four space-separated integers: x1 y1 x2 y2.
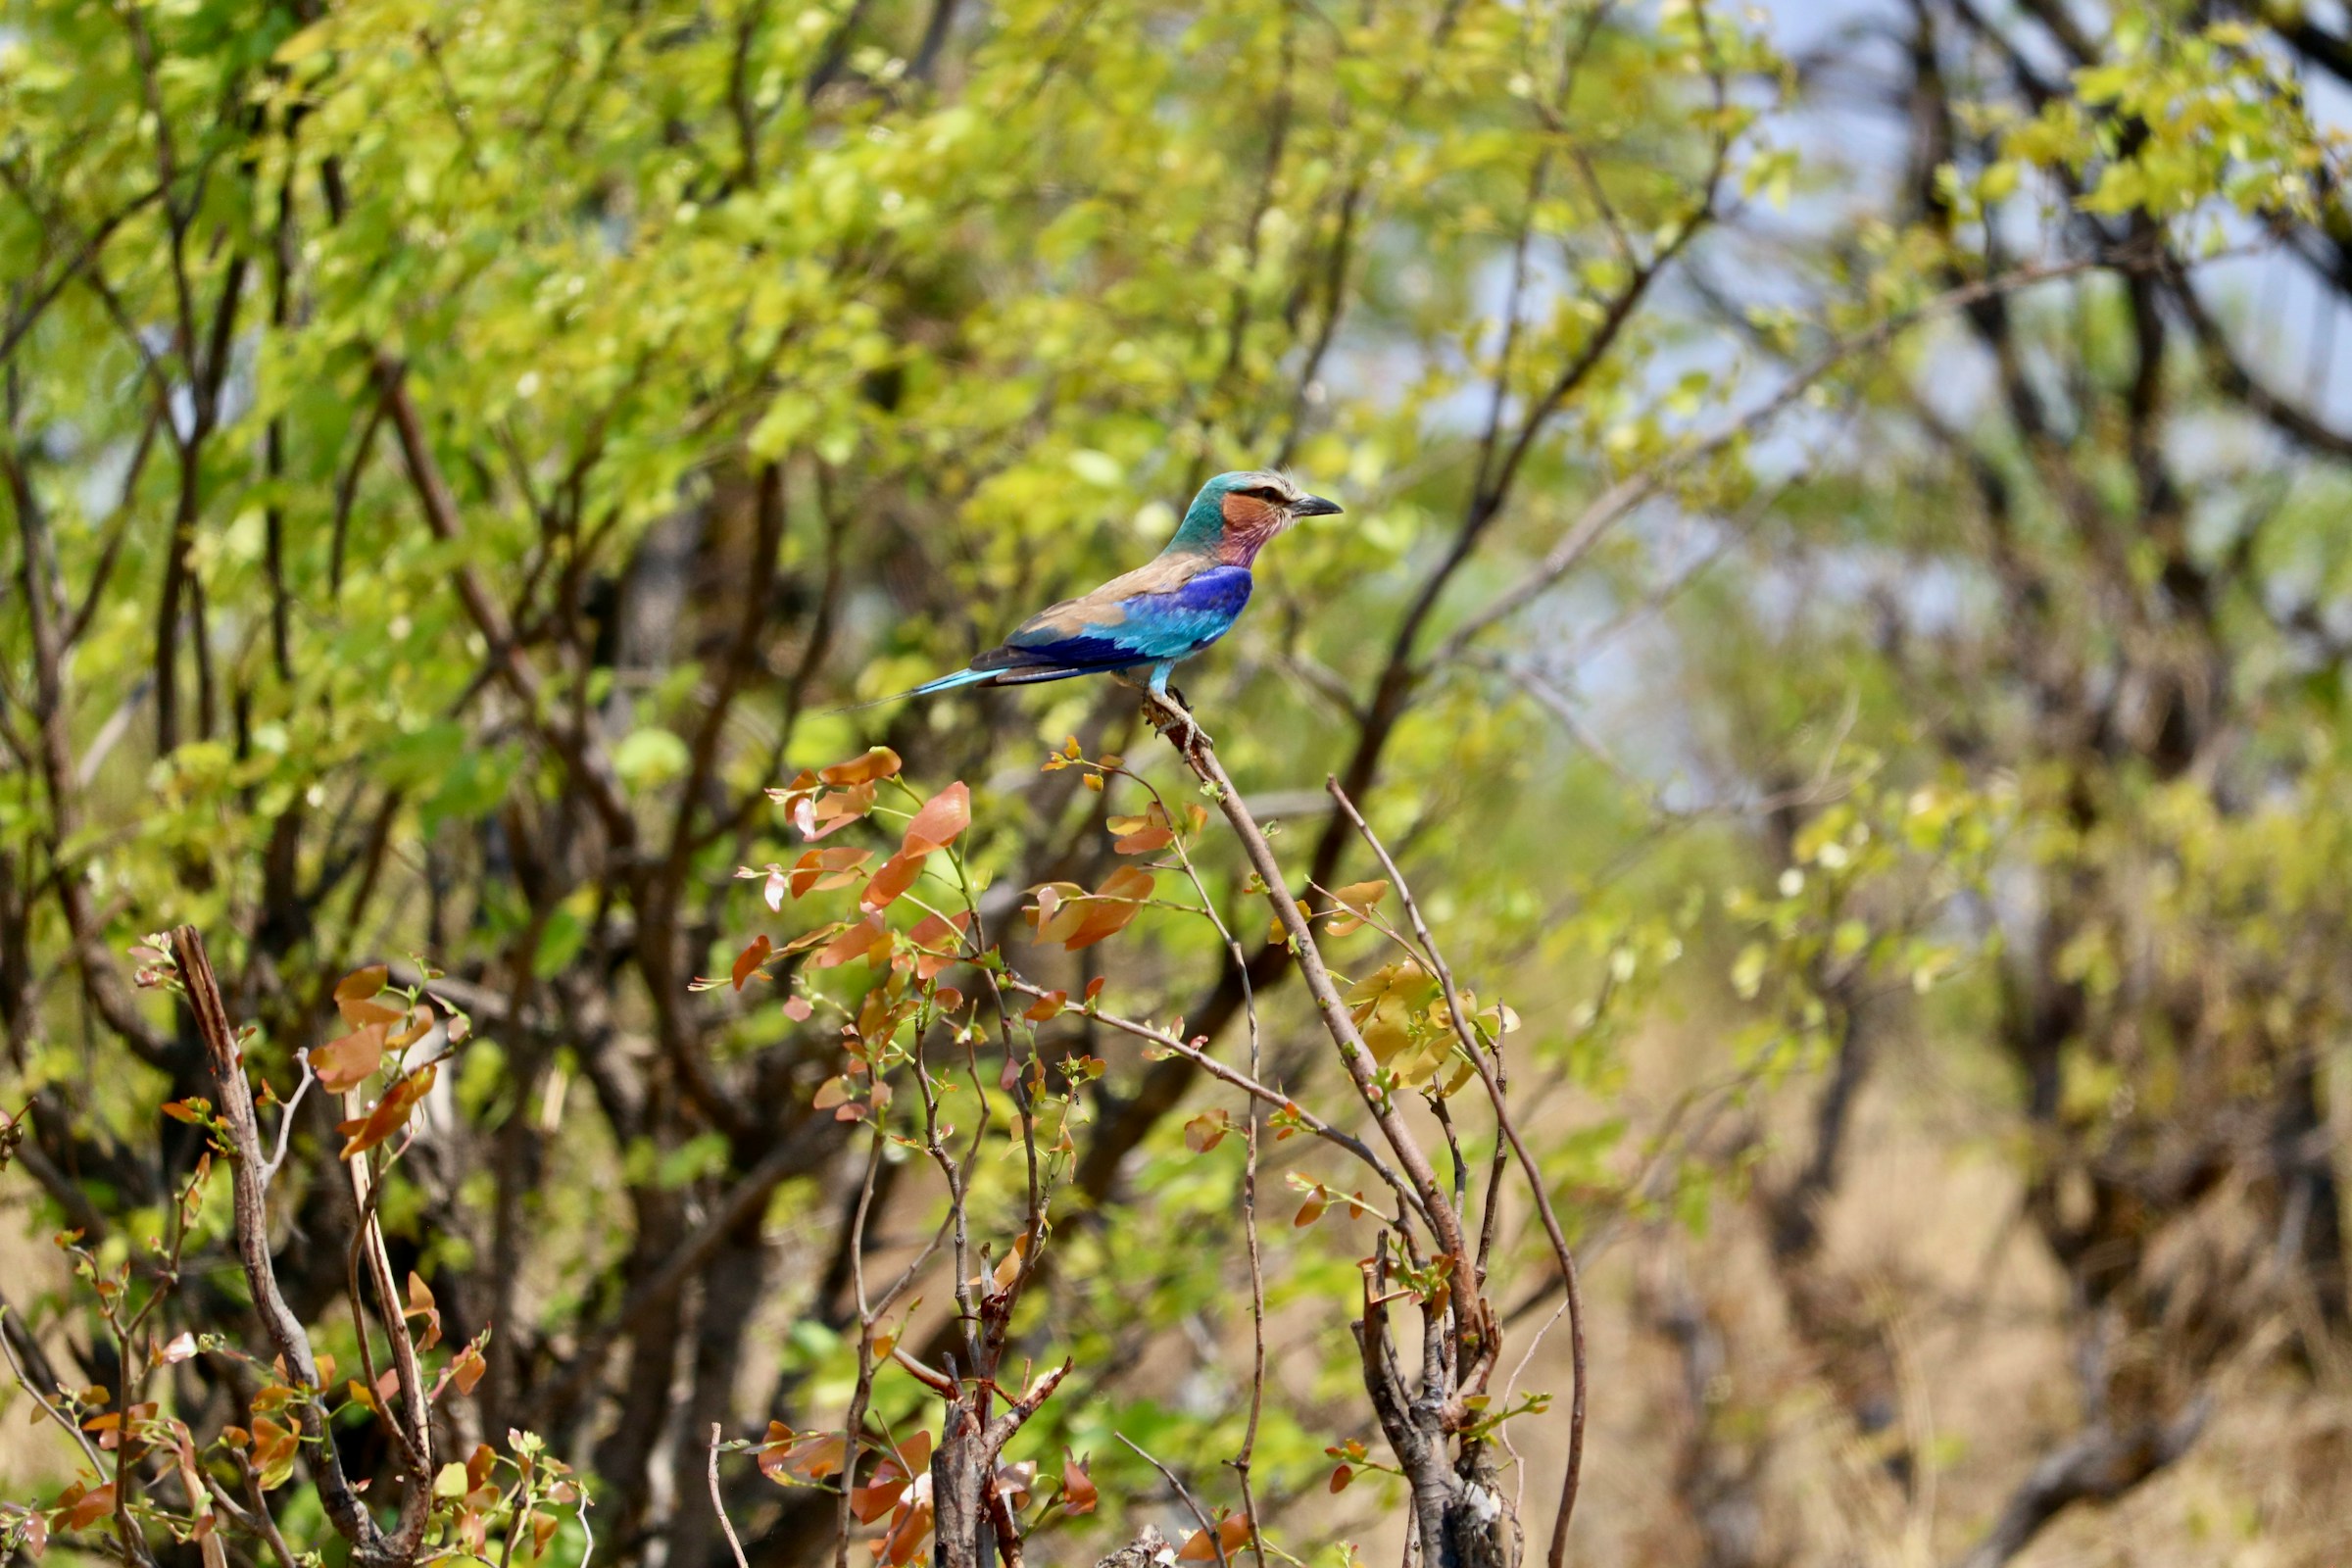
881 469 1341 720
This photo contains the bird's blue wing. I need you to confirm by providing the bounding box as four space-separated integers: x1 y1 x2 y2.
1102 566 1254 660
975 566 1253 675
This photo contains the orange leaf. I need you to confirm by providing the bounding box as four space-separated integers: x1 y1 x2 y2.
1023 991 1066 1023
405 1273 442 1351
1295 1192 1328 1227
857 988 914 1044
63 1482 117 1532
310 1023 388 1093
860 851 927 912
334 1063 437 1159
466 1443 498 1492
1062 865 1156 951
448 1344 486 1396
1110 805 1175 855
341 999 406 1031
803 783 877 840
878 1492 935 1567
850 1478 906 1525
1035 891 1085 947
1062 1452 1096 1515
758 1428 846 1485
990 1232 1031 1292
732 935 773 992
819 747 902 786
1184 1111 1228 1153
906 911 971 979
755 1422 793 1483
334 965 389 1004
334 966 402 1029
790 846 871 898
811 915 887 970
782 997 813 1022
902 782 971 855
1329 1462 1353 1493
386 1004 436 1052
856 1430 933 1519
251 1417 298 1489
812 1077 858 1110
1179 1513 1253 1561
780 922 847 956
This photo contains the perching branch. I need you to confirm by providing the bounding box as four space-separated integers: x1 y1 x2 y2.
1145 702 1522 1568
1146 700 1471 1276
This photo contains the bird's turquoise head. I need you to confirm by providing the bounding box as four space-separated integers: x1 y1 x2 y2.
1168 469 1343 565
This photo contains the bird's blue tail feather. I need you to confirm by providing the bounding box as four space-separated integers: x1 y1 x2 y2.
903 667 998 700
830 666 995 714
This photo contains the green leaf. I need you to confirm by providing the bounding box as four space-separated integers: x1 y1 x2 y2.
613 728 691 791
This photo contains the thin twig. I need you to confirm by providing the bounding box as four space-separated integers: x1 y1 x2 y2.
1106 765 1275 1566
1115 1433 1227 1568
258 1054 314 1189
708 1424 750 1568
0 1305 110 1476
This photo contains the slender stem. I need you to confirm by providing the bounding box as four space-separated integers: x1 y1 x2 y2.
1114 1434 1226 1568
0 1307 110 1475
708 1425 750 1568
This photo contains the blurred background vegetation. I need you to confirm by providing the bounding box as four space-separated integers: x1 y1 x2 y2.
6 0 2352 1561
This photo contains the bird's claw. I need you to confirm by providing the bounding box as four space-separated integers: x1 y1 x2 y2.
1146 691 1211 753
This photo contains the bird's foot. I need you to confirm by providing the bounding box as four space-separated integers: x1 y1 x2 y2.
1144 690 1211 753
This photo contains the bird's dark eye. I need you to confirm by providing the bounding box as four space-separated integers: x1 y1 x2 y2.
1238 485 1285 501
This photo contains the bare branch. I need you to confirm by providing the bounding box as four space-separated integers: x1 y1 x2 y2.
708 1425 750 1568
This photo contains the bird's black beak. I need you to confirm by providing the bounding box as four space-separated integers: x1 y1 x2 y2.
1292 494 1344 517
